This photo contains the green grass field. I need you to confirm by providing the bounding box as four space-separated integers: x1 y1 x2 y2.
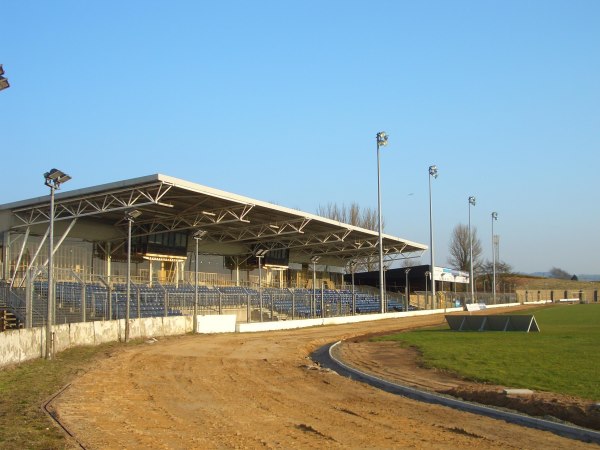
375 304 600 400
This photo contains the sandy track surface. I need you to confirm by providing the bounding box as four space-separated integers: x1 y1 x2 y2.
53 313 597 449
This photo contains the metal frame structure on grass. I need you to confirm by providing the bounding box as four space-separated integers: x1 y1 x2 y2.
445 315 540 332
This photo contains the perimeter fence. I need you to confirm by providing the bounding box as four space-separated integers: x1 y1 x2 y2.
0 271 413 329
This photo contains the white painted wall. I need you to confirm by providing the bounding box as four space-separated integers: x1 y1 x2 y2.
236 308 465 333
197 315 236 333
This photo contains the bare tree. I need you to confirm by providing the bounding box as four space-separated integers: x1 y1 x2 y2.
316 203 343 222
317 202 382 272
401 257 422 268
549 267 571 280
481 259 513 275
317 202 381 231
348 203 360 226
447 223 483 272
361 207 380 232
480 259 513 292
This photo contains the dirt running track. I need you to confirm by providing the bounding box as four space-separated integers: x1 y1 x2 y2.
53 313 598 449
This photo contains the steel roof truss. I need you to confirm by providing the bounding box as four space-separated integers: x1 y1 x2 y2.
210 217 311 243
280 228 352 249
11 182 175 227
126 203 255 237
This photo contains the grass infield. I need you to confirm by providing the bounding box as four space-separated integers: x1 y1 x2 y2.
374 304 600 400
0 305 597 448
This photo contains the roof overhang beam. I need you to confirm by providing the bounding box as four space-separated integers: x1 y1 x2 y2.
11 182 175 227
208 217 311 244
122 203 255 238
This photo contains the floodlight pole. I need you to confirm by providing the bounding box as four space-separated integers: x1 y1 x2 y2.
125 210 141 343
376 131 388 313
193 230 207 333
468 196 476 303
350 260 356 315
424 271 429 309
46 181 56 359
0 64 9 92
404 268 411 312
255 249 268 322
44 169 71 360
311 256 320 318
126 216 132 342
313 261 316 317
195 237 199 330
428 165 438 308
258 255 264 321
491 212 498 305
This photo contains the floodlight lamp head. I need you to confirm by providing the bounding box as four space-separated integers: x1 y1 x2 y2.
0 64 8 92
429 165 438 178
469 196 476 206
376 131 388 147
193 229 208 239
492 211 498 220
44 168 71 188
125 209 142 221
255 248 269 257
311 256 321 263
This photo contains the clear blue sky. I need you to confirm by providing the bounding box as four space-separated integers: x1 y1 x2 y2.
2 1 599 275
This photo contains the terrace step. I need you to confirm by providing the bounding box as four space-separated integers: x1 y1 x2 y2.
0 309 20 331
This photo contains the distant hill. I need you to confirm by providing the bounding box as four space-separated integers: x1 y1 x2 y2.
505 273 600 290
578 274 600 281
528 272 600 282
530 272 551 278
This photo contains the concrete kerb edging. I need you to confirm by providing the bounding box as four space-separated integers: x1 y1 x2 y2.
236 307 464 333
485 302 521 308
312 342 600 445
523 300 553 305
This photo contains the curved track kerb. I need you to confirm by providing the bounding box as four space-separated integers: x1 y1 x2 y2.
311 341 600 445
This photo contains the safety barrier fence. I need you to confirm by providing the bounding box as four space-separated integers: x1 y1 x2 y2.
0 279 416 329
5 280 584 331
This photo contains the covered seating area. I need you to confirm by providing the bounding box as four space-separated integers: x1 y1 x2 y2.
0 174 427 328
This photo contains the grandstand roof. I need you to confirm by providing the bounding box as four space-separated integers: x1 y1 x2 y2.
0 174 427 266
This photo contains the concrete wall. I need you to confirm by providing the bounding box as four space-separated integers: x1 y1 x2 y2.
165 316 192 336
523 300 553 305
516 289 598 303
236 307 464 333
0 302 527 368
0 327 45 366
0 315 194 368
486 302 520 308
197 314 236 333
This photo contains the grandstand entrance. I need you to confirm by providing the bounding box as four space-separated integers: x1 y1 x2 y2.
265 267 286 288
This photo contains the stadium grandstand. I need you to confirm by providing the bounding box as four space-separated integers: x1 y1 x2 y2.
346 265 471 309
0 174 428 330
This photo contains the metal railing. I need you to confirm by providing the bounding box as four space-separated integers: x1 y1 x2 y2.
0 275 424 329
